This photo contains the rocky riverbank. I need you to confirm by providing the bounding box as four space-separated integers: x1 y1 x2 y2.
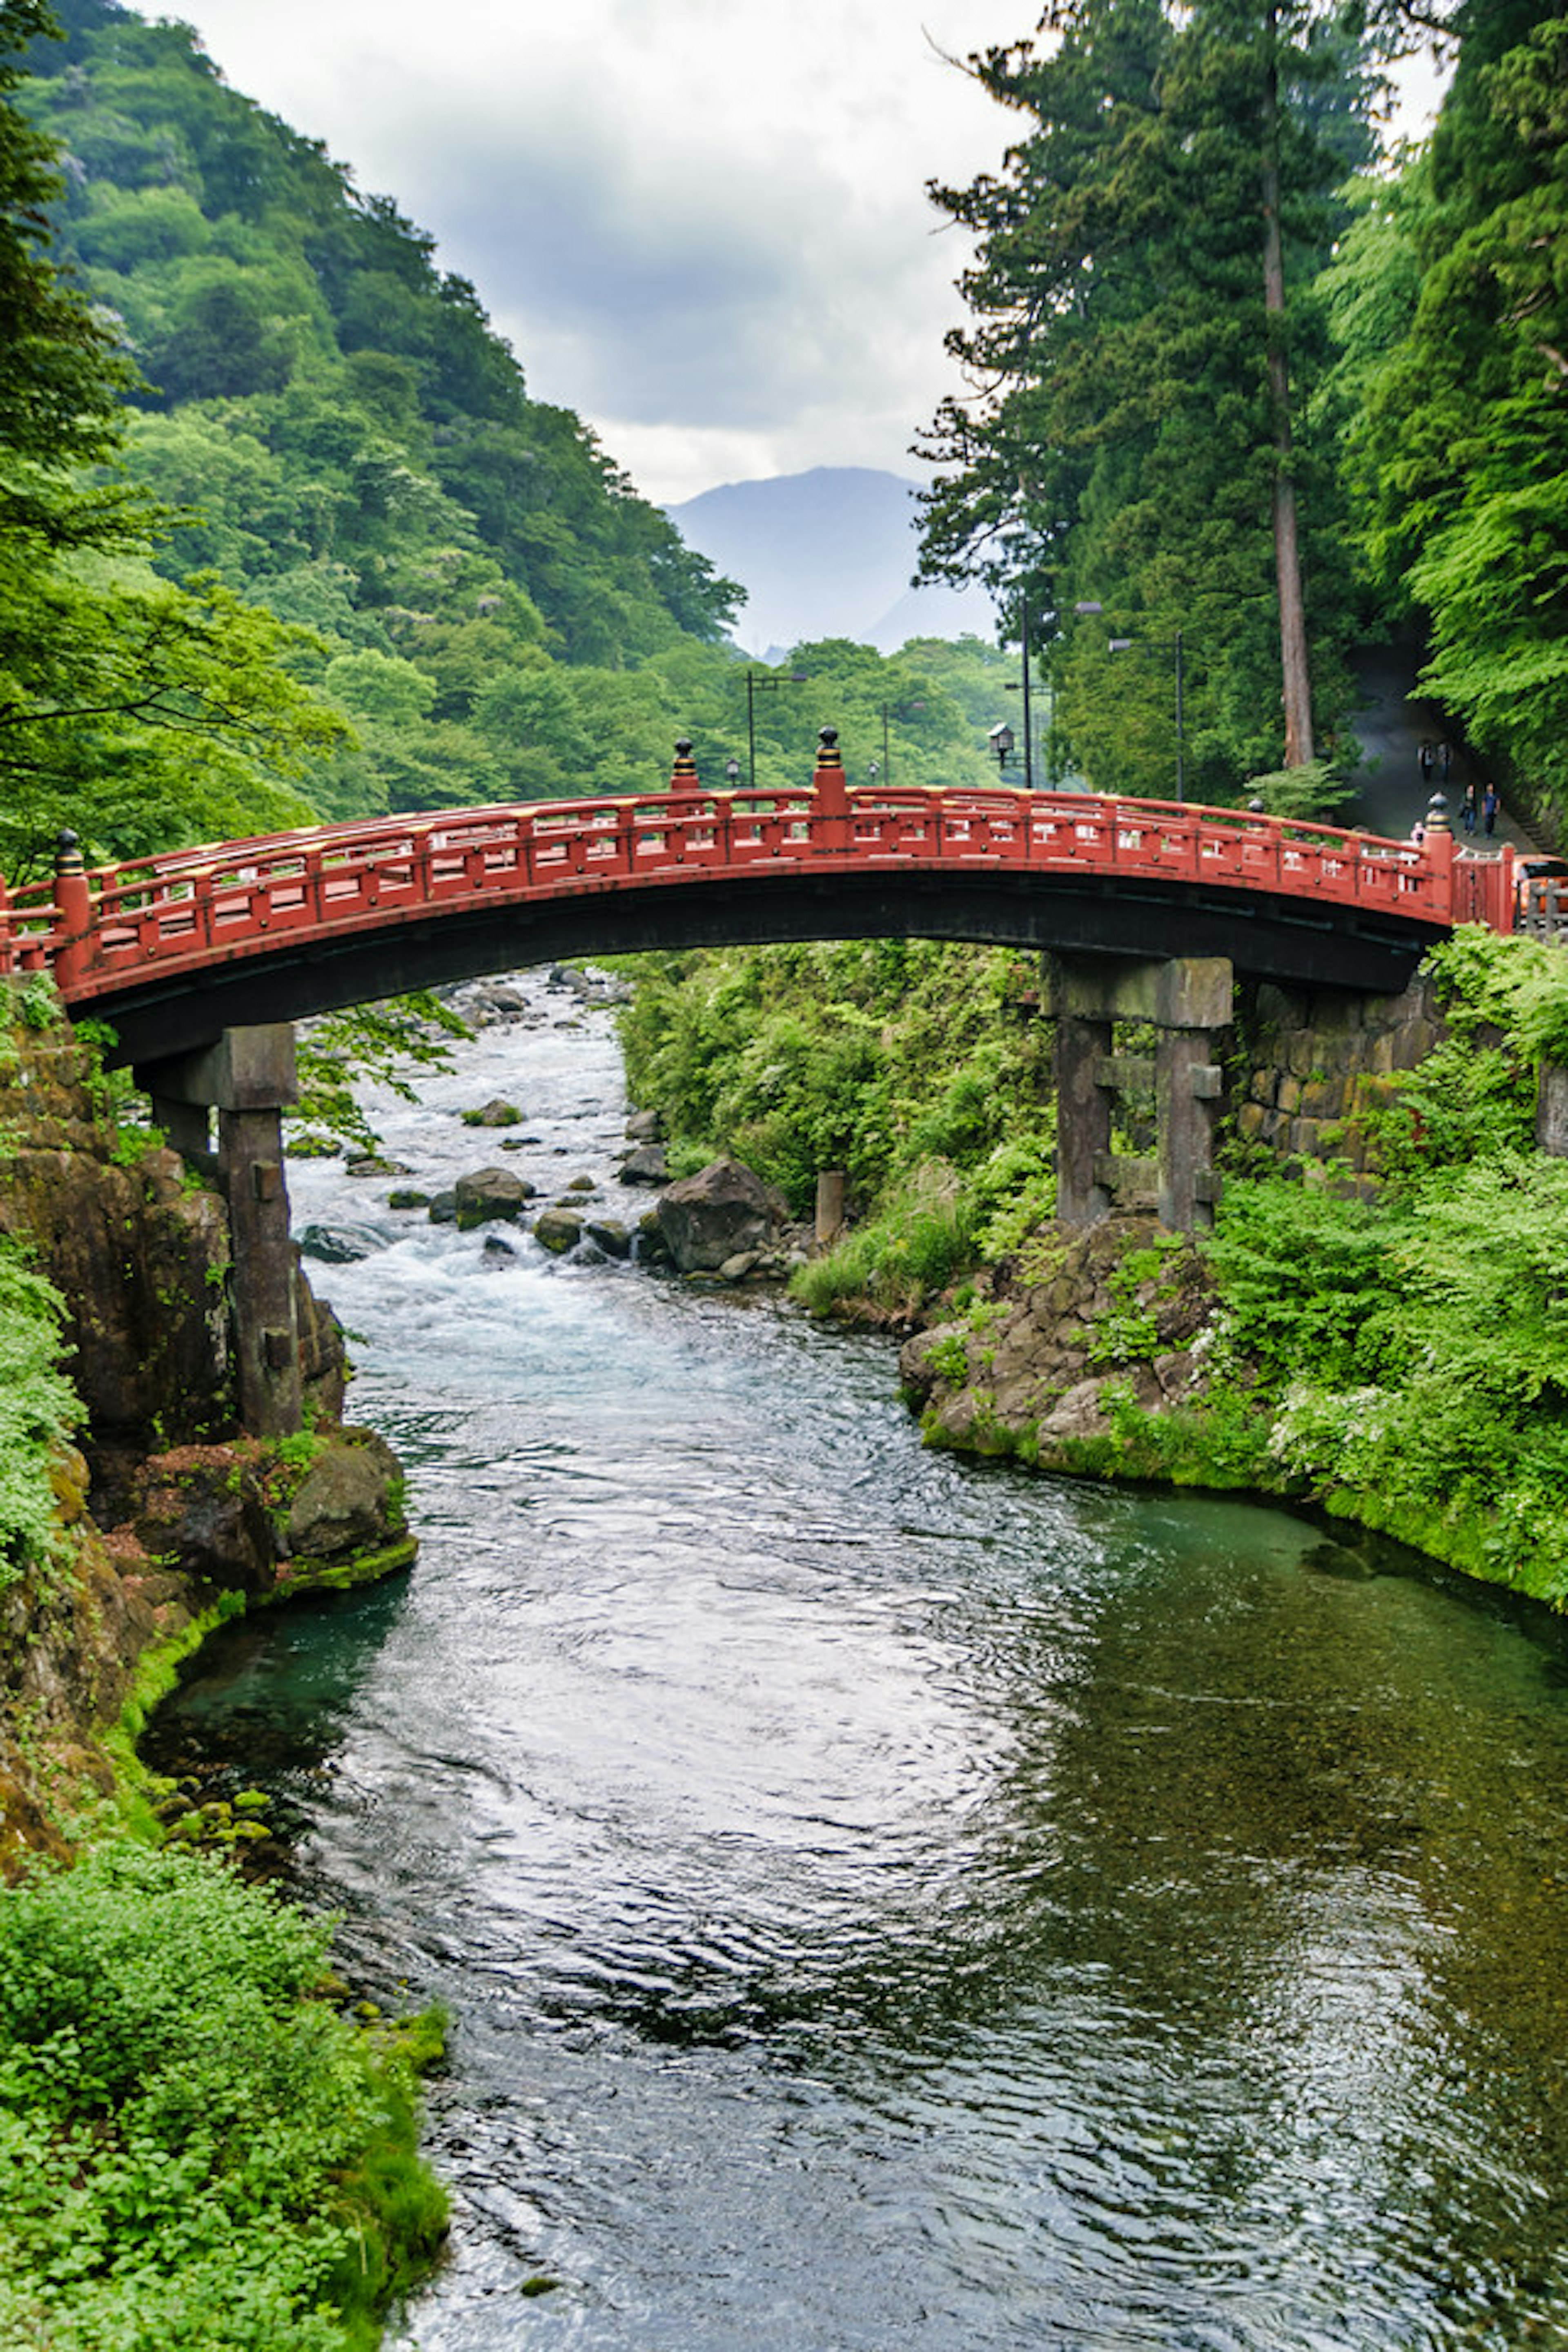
0 987 412 1874
899 1214 1218 1467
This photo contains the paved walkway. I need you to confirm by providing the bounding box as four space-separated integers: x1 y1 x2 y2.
1343 643 1541 854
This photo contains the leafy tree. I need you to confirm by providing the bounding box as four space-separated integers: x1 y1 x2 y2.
1339 8 1568 828
0 0 129 466
917 0 1373 801
291 991 470 1157
0 1 343 871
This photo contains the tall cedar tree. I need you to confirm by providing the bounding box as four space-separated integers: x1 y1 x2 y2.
917 0 1372 800
1340 1 1568 829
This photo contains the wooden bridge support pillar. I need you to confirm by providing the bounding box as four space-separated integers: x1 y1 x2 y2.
137 1025 303 1437
1049 956 1232 1235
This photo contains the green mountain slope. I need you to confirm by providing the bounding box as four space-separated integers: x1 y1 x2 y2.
21 0 757 817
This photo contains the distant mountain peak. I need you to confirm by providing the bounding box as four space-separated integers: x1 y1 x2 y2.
667 467 993 657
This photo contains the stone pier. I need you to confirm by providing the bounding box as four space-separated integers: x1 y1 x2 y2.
1049 955 1231 1233
138 1025 303 1436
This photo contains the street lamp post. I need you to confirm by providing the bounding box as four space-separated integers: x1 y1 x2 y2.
874 697 924 789
744 669 808 792
1020 592 1035 791
1001 592 1036 788
1089 606 1187 804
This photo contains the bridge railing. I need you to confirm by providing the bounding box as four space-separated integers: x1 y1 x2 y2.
2 774 1513 1004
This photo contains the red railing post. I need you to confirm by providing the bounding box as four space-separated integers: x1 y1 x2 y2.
1497 841 1518 933
812 726 851 855
49 830 95 993
1423 793 1455 924
0 869 11 980
668 737 703 797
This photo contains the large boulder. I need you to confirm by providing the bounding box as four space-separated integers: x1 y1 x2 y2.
656 1158 784 1274
454 1167 534 1228
286 1430 406 1564
129 1445 276 1594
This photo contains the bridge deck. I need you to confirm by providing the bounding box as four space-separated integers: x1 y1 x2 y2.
2 778 1514 1065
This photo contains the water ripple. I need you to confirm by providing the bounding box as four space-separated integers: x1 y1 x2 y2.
149 972 1568 2352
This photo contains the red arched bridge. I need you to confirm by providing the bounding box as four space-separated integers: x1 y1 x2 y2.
3 741 1513 1067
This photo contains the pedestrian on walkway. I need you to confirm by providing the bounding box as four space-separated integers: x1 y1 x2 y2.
1419 742 1435 784
1483 783 1499 837
1462 780 1478 834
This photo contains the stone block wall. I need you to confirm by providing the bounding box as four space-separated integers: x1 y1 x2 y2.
1229 975 1444 1178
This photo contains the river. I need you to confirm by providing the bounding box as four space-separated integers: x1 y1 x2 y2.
149 970 1568 2351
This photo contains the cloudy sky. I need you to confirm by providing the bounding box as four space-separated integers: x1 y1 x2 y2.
150 0 1065 504
167 2 1441 510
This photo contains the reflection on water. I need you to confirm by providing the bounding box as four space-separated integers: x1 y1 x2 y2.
150 974 1568 2350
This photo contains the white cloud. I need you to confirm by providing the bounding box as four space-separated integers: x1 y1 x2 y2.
149 1 1447 506
159 0 1028 500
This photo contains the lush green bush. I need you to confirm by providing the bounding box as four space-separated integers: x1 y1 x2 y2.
792 1171 976 1319
617 938 1051 1223
0 1236 80 1592
1205 1178 1415 1391
0 1841 447 2352
1221 942 1568 1595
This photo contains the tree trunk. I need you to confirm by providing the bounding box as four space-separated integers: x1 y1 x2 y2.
1261 9 1314 770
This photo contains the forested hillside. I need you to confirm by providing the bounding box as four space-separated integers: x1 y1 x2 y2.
918 0 1568 839
6 0 1010 855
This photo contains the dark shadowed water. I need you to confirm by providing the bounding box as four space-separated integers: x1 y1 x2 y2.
151 973 1568 2351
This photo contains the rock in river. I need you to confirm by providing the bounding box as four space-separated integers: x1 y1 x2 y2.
656 1157 785 1273
618 1143 669 1186
455 1167 536 1228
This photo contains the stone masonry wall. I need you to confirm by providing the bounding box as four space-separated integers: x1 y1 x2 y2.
1230 974 1444 1178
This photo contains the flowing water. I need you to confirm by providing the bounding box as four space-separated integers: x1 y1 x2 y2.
151 971 1568 2351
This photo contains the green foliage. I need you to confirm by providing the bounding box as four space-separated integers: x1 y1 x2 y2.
15 971 58 1030
792 1176 977 1320
8 0 758 831
1201 1134 1568 1603
0 0 132 471
1349 929 1568 1178
1086 1236 1184 1366
970 1135 1058 1258
0 2 347 871
1325 15 1568 829
1242 758 1354 822
0 1841 448 2350
1424 926 1568 1069
618 938 1051 1218
918 0 1371 798
0 1232 78 1587
1262 1154 1568 1601
1206 1176 1414 1391
290 993 470 1159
